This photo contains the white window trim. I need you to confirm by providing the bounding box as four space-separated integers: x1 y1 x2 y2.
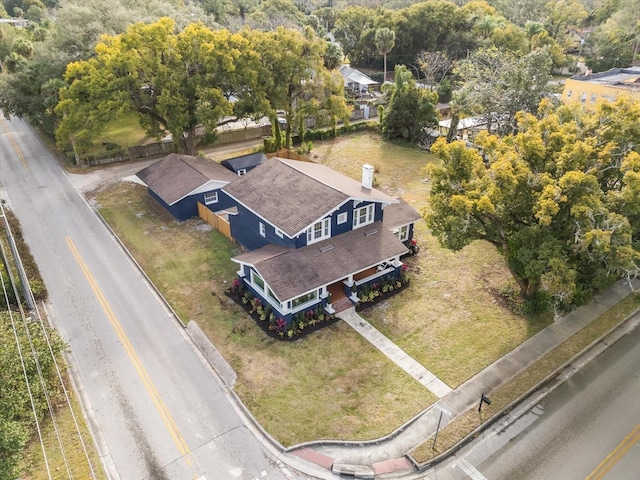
204 191 218 205
289 289 319 313
394 224 409 241
250 270 282 308
251 270 265 291
337 212 348 225
238 168 247 176
306 218 330 244
353 204 374 229
275 228 284 238
259 222 266 237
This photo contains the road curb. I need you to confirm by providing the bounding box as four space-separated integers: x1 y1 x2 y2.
185 321 237 387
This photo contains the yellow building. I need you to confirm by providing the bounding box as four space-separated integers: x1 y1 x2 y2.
561 66 640 107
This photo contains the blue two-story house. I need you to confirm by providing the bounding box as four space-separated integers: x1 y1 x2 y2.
223 157 420 325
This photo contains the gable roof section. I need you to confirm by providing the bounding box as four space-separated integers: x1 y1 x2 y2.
339 65 378 86
221 152 267 172
382 198 421 229
233 222 407 301
222 157 398 237
136 153 238 205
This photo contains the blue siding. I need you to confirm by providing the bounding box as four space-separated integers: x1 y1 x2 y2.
148 187 236 222
230 199 388 249
229 204 297 250
239 268 324 325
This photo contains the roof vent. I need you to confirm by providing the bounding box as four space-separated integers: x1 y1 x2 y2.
365 229 378 237
320 245 334 252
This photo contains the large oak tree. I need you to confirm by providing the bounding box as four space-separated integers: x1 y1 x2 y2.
426 97 640 312
55 18 259 155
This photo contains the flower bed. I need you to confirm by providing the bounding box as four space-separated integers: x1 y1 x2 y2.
225 279 338 340
355 267 410 312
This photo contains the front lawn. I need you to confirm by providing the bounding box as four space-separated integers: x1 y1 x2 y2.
309 133 551 387
95 181 432 446
92 131 551 446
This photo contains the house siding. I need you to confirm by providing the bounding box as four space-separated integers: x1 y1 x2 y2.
148 188 235 222
293 200 384 247
229 204 298 250
239 265 325 324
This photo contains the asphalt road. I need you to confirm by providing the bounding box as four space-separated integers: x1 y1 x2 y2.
428 312 640 480
0 114 300 479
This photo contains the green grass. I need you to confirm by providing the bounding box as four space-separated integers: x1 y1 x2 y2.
92 131 557 446
80 114 153 158
410 292 640 464
95 181 432 446
310 133 551 387
22 383 106 480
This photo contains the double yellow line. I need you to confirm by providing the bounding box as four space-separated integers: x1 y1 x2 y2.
0 118 30 171
66 237 193 467
586 423 640 479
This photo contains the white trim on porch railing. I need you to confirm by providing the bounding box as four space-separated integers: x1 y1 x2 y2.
354 266 395 286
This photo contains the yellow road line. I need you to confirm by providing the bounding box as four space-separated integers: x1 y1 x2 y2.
65 236 193 467
585 423 640 480
0 118 30 171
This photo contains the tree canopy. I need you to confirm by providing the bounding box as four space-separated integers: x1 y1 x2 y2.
454 46 555 135
0 313 65 480
380 64 438 144
55 18 259 155
426 97 640 312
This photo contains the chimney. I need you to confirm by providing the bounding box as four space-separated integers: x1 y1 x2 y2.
362 164 374 189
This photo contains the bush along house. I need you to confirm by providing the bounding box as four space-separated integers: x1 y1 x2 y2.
223 157 421 337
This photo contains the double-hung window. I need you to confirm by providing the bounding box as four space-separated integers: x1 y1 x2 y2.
306 218 330 244
204 192 218 205
395 225 409 241
353 204 374 228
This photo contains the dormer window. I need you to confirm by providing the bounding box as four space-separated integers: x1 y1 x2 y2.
353 204 374 228
307 218 330 244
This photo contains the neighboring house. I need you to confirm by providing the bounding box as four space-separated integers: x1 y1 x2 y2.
562 66 640 106
223 157 420 324
136 153 238 221
439 116 487 141
339 64 378 95
221 152 267 176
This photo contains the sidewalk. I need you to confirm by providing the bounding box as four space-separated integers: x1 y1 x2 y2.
284 278 639 478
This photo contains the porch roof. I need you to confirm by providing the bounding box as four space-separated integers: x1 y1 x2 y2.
383 198 421 229
232 221 407 301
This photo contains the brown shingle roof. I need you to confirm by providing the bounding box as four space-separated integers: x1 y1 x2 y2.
136 153 237 205
222 157 398 237
383 199 422 229
233 222 407 300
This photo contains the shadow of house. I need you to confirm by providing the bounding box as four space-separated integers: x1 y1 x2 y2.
136 153 238 221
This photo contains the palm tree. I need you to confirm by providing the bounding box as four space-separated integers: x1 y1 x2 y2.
525 21 548 50
374 27 396 83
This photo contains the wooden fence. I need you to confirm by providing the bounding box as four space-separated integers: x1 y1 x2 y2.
88 124 272 166
197 202 233 241
267 148 313 162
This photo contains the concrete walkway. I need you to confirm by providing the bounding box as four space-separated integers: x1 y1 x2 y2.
288 278 639 477
340 308 452 398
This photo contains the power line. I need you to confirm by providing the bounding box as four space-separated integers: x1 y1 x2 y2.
0 268 52 480
33 299 99 480
1 202 96 479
